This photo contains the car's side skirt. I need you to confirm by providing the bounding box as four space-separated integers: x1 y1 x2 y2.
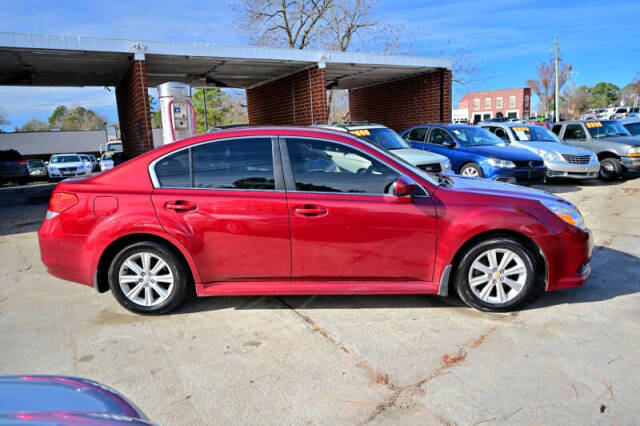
197 281 439 297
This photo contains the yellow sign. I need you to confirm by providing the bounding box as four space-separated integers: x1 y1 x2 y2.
349 129 371 137
586 122 603 128
512 126 530 132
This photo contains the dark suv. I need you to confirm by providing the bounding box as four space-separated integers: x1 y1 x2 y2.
0 149 29 185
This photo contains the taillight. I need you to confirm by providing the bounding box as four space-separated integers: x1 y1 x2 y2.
18 159 27 165
49 192 78 213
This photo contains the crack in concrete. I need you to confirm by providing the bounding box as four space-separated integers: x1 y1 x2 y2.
275 296 500 425
365 325 499 424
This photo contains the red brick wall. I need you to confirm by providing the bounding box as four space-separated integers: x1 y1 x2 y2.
115 59 153 157
247 67 328 125
349 70 452 132
464 87 532 122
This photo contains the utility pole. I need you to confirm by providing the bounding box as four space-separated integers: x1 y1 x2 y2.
554 36 560 123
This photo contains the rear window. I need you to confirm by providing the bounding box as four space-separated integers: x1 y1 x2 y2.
28 159 44 167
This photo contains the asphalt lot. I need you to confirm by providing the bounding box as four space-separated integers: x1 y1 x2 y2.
0 178 639 425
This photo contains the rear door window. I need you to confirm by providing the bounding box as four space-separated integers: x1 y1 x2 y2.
155 150 191 188
192 138 275 190
406 127 428 142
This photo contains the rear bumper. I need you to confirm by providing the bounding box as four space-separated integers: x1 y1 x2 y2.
534 227 593 291
38 216 95 287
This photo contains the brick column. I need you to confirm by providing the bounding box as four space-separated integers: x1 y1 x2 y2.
349 69 452 132
115 59 153 157
247 66 328 125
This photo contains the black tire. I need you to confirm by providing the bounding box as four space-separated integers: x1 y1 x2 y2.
460 162 484 178
108 241 189 315
598 157 623 181
453 238 539 312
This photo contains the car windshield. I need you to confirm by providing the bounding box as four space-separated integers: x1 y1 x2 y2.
354 127 410 150
51 155 81 163
623 122 640 136
510 126 561 142
450 127 503 146
587 121 631 138
27 160 44 167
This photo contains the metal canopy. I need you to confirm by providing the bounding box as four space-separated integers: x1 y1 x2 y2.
0 32 452 90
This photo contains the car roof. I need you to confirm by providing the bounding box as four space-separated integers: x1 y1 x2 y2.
315 122 388 132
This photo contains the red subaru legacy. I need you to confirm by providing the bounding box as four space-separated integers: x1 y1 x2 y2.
38 127 592 314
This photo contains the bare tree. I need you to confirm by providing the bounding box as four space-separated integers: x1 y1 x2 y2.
527 59 571 114
0 108 9 132
233 0 334 49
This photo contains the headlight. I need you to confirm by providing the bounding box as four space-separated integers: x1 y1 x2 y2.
442 159 451 171
540 199 586 231
628 147 640 157
487 158 516 168
541 151 558 162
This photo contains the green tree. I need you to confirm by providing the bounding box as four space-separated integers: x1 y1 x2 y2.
47 105 107 130
588 82 619 108
192 88 230 133
149 95 162 128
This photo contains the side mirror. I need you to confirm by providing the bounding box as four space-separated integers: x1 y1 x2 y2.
443 140 456 148
393 175 417 197
44 161 49 165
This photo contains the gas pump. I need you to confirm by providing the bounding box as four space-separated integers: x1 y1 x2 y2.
157 82 197 144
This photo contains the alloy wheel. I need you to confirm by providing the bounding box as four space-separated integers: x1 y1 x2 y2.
461 166 480 177
467 248 527 304
118 252 174 307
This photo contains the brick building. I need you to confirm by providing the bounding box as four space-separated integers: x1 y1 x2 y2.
458 88 531 124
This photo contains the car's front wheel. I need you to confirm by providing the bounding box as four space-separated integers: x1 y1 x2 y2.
454 238 538 312
460 163 483 178
598 157 623 180
108 241 188 315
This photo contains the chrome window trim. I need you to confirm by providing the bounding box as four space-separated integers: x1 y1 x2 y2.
148 136 279 191
281 135 430 198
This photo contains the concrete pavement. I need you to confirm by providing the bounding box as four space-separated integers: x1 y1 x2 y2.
0 178 638 425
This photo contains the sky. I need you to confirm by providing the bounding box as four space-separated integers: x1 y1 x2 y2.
1 0 639 129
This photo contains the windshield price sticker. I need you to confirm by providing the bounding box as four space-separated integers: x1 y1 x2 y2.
586 122 603 128
349 129 371 137
512 126 530 132
453 130 461 135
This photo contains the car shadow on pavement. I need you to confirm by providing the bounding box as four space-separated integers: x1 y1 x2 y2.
0 184 54 236
172 245 639 315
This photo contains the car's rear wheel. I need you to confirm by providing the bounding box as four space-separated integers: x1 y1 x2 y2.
460 163 483 178
454 238 538 312
108 241 188 315
598 157 623 180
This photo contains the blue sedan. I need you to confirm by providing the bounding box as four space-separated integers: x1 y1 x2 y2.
401 124 547 184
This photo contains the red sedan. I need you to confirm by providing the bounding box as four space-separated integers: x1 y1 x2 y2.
38 127 592 314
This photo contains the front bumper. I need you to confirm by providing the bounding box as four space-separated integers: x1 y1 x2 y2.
621 156 640 171
545 160 600 179
535 227 593 291
489 166 548 184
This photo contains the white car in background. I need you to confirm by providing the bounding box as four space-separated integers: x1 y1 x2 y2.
79 154 98 172
99 152 115 172
47 154 90 179
316 122 452 174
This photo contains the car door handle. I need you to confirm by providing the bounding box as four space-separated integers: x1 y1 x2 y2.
293 204 328 217
165 200 197 212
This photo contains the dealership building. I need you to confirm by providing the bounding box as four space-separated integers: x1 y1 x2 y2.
0 32 453 157
455 88 532 124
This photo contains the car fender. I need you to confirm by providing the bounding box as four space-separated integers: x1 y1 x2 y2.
87 209 203 285
432 203 552 281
